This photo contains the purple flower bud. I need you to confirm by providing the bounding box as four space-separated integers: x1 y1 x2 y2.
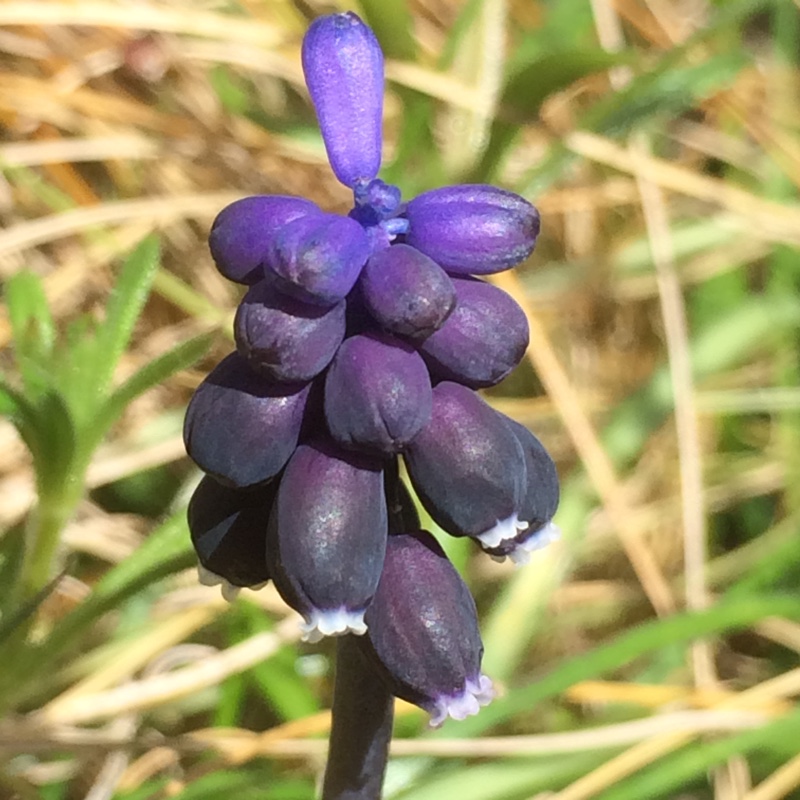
358 530 493 726
359 244 456 339
189 475 275 601
234 279 346 383
405 184 540 274
325 332 432 456
419 276 529 387
481 417 560 564
302 12 384 188
266 213 370 306
209 195 320 285
404 382 528 548
183 353 310 488
266 440 387 641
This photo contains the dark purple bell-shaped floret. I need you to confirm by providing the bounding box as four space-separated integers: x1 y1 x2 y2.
209 195 320 285
266 212 371 306
234 279 346 383
481 416 560 564
404 184 540 275
404 382 528 549
188 475 275 601
183 352 310 488
266 440 387 642
324 332 432 456
358 530 493 726
359 244 456 339
419 276 529 388
302 12 384 189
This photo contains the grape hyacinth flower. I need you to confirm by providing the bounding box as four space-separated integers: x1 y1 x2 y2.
183 10 559 799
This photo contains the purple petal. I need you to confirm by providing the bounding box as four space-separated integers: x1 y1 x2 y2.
235 279 346 383
404 382 527 545
358 530 493 726
302 12 384 188
359 244 456 339
325 332 432 455
405 184 540 274
209 195 320 285
481 416 560 564
183 352 310 488
266 440 387 641
189 475 275 596
266 212 370 306
419 276 529 387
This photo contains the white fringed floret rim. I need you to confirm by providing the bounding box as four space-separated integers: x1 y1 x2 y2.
476 513 528 549
490 520 561 566
301 607 368 643
197 564 267 602
428 674 495 728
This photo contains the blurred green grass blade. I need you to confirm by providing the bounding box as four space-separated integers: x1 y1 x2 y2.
453 594 800 738
89 332 212 453
436 0 484 69
4 270 55 395
598 706 800 800
359 0 416 60
30 391 77 495
471 48 624 183
93 234 161 398
394 752 606 800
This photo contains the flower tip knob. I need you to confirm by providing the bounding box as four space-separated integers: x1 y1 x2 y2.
302 12 384 188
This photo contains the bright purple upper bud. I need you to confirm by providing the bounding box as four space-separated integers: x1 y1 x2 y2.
302 12 384 188
359 244 456 339
481 416 560 565
189 475 274 600
209 195 320 285
183 352 310 488
266 440 387 642
265 212 370 306
404 184 540 274
358 530 493 727
404 382 528 547
324 332 432 456
419 276 529 387
235 279 346 383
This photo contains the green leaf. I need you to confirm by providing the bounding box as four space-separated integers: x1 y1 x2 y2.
86 332 212 455
93 234 161 398
4 270 55 396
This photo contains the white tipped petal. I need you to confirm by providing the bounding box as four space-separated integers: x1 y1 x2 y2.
428 674 495 728
476 513 528 549
300 607 368 643
197 564 242 603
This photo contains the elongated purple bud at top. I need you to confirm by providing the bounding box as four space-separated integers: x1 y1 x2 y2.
405 185 540 274
235 279 346 383
359 244 456 339
481 416 560 564
302 12 384 188
358 530 493 726
325 332 432 456
266 212 370 306
266 440 387 642
189 475 275 601
404 382 528 548
209 195 320 284
183 352 310 488
419 276 529 388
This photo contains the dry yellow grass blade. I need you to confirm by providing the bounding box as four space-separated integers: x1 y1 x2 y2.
0 192 242 263
44 606 217 716
0 2 286 47
549 666 800 800
565 131 800 248
742 752 800 800
34 617 301 726
0 136 159 167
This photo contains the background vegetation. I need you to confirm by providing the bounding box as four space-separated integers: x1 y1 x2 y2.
1 0 799 798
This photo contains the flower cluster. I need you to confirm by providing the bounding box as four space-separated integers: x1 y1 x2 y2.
184 12 559 726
